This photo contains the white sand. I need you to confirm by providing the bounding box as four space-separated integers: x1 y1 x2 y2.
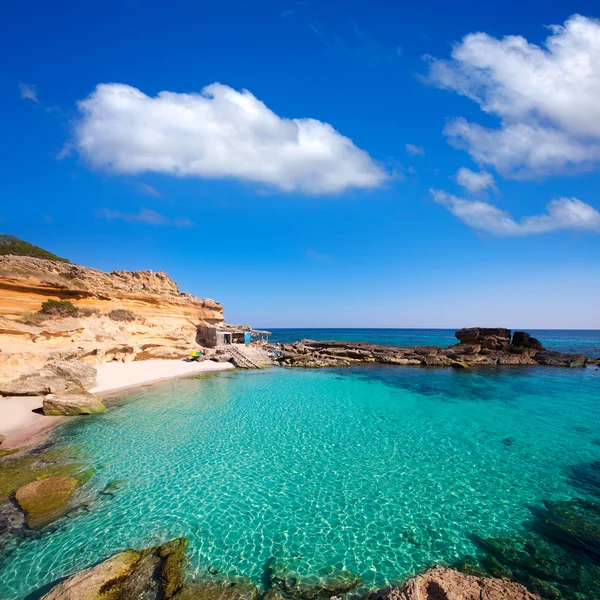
0 359 234 447
0 396 64 446
91 359 235 395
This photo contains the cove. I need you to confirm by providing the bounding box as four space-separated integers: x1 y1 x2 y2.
1 365 599 599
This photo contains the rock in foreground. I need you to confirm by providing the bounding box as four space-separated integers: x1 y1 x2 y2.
15 476 79 529
368 567 540 600
42 537 187 600
43 392 105 416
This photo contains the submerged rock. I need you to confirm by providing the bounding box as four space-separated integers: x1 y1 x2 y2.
15 476 79 529
42 537 188 599
174 576 258 600
43 392 105 416
367 567 540 600
270 562 363 599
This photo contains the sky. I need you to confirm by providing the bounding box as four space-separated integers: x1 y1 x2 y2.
1 0 599 328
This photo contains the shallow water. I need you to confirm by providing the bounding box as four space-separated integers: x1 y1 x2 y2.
1 365 599 599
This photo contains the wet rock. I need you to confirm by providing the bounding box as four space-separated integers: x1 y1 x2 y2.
43 392 105 416
174 576 258 600
270 563 363 599
42 537 187 599
15 476 79 529
534 351 587 368
262 591 285 600
0 360 97 396
367 567 540 600
100 479 126 498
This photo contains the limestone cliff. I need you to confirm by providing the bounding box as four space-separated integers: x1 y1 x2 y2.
0 255 224 381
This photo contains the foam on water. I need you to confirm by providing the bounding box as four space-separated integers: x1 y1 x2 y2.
1 365 599 598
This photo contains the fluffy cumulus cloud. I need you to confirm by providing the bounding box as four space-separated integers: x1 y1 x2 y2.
431 190 600 236
428 14 600 177
99 207 193 227
74 83 388 195
456 167 495 193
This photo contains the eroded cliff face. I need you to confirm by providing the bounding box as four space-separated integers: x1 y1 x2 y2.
0 255 224 381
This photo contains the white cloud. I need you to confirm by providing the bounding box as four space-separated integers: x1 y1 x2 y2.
19 83 39 103
405 143 425 156
138 183 162 197
431 189 600 236
428 14 600 177
99 207 193 226
74 83 388 195
456 167 495 193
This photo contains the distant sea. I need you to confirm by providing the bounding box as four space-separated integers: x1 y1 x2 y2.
265 328 600 358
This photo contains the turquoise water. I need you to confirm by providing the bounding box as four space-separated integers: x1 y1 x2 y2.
267 328 600 357
1 365 600 598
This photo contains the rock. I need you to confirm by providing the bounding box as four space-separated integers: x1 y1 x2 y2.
262 591 285 600
42 537 188 600
135 344 193 361
455 328 511 345
270 563 363 599
174 576 258 600
212 354 233 363
105 345 136 362
367 567 540 600
0 360 97 396
15 476 79 529
0 434 5 445
511 332 544 350
534 351 587 368
43 392 105 416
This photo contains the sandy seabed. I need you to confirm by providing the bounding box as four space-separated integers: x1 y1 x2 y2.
0 359 235 446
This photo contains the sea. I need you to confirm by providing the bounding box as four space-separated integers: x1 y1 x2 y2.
0 329 599 599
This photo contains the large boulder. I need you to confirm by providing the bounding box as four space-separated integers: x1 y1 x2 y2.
534 351 587 368
367 567 540 600
42 538 187 600
0 360 97 396
15 476 79 529
43 392 106 416
511 332 544 350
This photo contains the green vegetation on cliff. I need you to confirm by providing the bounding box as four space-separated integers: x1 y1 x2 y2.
0 234 70 263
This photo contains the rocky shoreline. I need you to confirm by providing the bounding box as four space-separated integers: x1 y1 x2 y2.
274 328 588 369
32 536 541 600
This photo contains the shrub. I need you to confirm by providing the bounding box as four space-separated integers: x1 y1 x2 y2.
19 312 48 326
78 307 100 318
40 299 78 317
108 309 136 322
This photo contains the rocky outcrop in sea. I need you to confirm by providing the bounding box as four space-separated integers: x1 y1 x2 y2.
274 327 588 369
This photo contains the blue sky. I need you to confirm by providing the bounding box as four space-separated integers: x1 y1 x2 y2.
2 0 599 328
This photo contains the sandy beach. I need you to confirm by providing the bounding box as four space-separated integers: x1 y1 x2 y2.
0 359 235 447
